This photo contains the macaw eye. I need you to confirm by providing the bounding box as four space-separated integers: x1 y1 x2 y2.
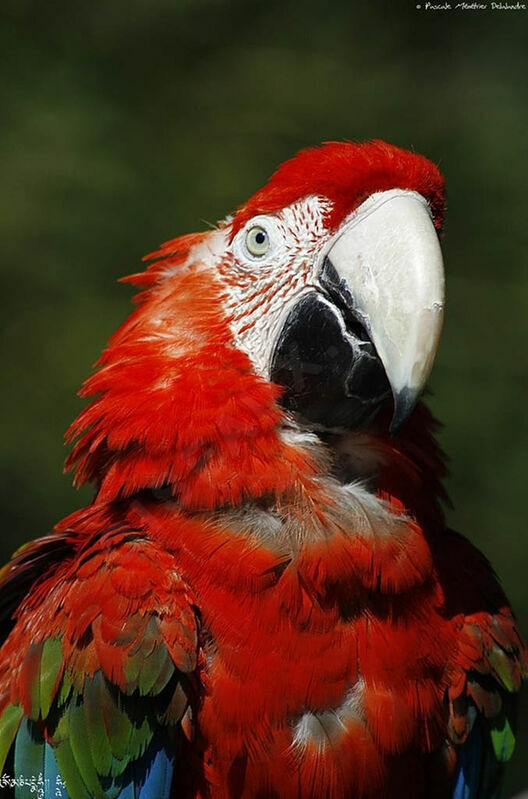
245 226 270 257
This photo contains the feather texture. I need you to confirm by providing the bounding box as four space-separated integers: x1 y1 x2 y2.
0 521 200 798
0 140 525 798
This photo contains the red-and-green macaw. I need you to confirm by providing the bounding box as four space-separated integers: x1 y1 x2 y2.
0 140 526 799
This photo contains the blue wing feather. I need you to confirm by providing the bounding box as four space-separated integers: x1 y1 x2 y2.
453 724 483 799
136 734 173 799
452 719 508 799
97 733 174 799
44 742 69 799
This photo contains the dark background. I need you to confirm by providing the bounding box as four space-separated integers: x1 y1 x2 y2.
1 0 527 792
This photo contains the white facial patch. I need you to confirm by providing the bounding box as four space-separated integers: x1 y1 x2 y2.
219 196 333 378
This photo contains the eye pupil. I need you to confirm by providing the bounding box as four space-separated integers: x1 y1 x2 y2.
255 232 265 244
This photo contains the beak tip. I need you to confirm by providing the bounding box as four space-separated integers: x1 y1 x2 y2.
389 387 419 437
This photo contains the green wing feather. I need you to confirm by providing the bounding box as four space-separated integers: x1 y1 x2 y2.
0 530 200 799
0 704 23 773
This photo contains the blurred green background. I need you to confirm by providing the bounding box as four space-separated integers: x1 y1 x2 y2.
1 0 527 792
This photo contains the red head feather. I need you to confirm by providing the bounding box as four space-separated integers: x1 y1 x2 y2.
232 139 445 236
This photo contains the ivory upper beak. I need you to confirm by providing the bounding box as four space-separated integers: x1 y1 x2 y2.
323 189 445 432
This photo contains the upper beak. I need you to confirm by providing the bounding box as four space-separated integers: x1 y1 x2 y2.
322 189 445 434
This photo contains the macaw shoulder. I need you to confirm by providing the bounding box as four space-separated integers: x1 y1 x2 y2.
0 507 204 799
432 531 527 731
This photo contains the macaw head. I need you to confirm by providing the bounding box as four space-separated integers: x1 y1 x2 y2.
220 139 445 434
68 140 446 506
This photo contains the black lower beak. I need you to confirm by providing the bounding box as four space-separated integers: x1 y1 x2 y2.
270 288 391 430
